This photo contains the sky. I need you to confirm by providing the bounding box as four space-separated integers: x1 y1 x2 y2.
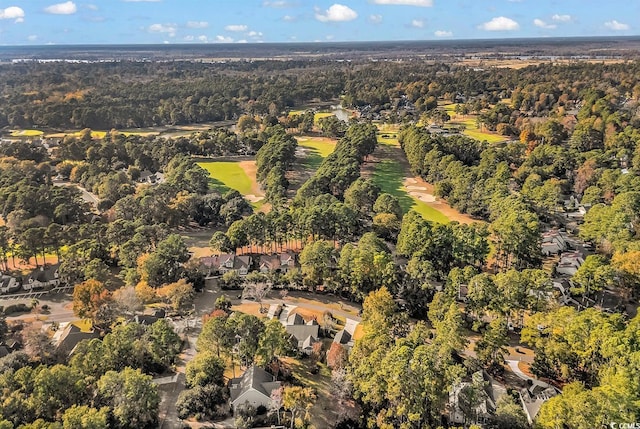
0 0 637 45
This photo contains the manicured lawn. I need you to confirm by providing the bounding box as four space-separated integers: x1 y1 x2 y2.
288 110 335 124
196 161 254 196
377 134 400 147
10 129 43 137
370 151 450 224
296 137 337 170
441 103 508 144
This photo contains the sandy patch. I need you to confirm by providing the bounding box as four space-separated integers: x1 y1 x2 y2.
403 177 478 225
413 193 437 203
244 194 263 203
237 160 265 200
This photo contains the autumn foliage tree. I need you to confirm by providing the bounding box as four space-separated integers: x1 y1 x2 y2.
72 279 112 323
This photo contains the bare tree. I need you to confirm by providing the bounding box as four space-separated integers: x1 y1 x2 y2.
242 281 272 312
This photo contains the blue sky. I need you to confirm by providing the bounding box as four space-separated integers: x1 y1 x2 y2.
0 0 637 45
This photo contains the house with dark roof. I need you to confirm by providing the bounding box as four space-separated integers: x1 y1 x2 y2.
281 312 320 354
448 370 507 426
22 264 61 291
54 323 99 356
519 383 560 424
333 318 359 349
233 256 252 276
0 275 20 294
259 255 282 273
229 366 281 411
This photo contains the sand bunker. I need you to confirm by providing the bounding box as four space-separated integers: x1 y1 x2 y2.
244 194 264 203
412 193 437 203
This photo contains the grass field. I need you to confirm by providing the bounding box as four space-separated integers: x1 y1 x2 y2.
372 146 449 223
196 161 255 196
288 110 335 124
296 136 337 170
10 129 44 137
441 103 508 144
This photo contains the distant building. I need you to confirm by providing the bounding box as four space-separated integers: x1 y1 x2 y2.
556 251 584 276
229 366 281 412
541 230 567 256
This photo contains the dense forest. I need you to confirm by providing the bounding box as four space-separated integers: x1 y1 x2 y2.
0 58 640 428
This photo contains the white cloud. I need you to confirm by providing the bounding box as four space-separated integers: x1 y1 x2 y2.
604 20 629 31
215 35 234 43
27 35 38 41
369 14 382 24
225 24 248 32
44 1 77 14
86 4 98 10
283 15 296 22
187 21 208 29
372 0 432 6
434 30 452 37
148 23 177 37
248 31 263 37
315 4 358 22
479 16 519 31
262 0 294 7
198 35 208 42
0 6 25 23
123 0 161 2
533 19 556 29
551 14 572 22
183 35 194 41
411 19 424 28
237 39 248 43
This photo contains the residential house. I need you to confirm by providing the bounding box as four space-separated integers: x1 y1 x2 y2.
556 251 584 276
448 371 507 426
333 318 359 349
229 366 282 412
53 322 100 356
234 256 252 276
138 170 165 185
200 254 246 276
519 384 560 425
541 230 567 256
259 252 297 274
22 264 61 291
267 304 283 320
133 308 166 325
259 255 281 274
283 314 320 355
278 252 297 273
0 275 20 294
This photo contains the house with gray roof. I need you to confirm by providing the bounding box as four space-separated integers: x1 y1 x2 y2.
22 263 61 291
54 323 100 356
229 366 281 411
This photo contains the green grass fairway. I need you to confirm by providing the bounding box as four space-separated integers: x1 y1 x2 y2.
296 137 337 170
288 110 335 124
10 129 43 137
370 147 449 224
377 134 400 147
441 103 507 144
196 161 254 196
